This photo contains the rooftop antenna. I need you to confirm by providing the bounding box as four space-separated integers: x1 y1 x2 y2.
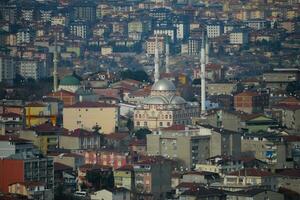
154 35 160 82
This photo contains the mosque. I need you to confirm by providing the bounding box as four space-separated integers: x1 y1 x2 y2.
134 37 199 130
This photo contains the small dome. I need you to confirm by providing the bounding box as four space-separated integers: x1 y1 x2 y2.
151 78 176 91
143 96 168 105
170 96 186 104
60 75 81 86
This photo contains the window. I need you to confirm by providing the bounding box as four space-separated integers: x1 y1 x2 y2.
159 122 163 127
144 122 147 126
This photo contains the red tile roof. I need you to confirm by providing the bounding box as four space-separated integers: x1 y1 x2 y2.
62 128 95 137
105 132 129 140
0 112 22 118
65 101 118 108
228 168 273 177
48 152 84 158
129 139 146 146
115 165 133 171
0 135 30 143
54 162 73 171
163 124 186 131
25 102 46 107
31 123 67 133
235 91 259 97
48 89 76 96
277 169 300 178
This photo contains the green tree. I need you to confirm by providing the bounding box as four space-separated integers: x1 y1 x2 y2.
86 170 114 191
134 128 152 140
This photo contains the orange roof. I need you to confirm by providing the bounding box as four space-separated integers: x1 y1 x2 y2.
235 91 259 97
65 102 118 108
228 168 273 177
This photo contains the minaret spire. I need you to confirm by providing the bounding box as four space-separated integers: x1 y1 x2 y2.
154 35 160 82
53 33 58 92
205 35 209 65
200 32 206 115
165 41 170 73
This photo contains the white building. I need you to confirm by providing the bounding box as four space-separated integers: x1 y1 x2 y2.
153 27 177 42
229 30 249 45
0 56 15 84
16 28 33 44
206 22 223 38
90 188 130 200
70 22 89 39
20 59 48 80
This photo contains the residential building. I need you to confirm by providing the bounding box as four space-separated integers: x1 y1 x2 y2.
19 123 66 154
59 129 101 150
25 102 57 127
0 112 23 134
222 168 276 191
207 83 237 96
90 188 131 200
146 36 165 55
133 158 172 199
8 181 53 200
63 102 119 134
196 155 244 176
70 21 90 39
83 150 131 169
0 135 35 158
229 29 249 45
147 125 211 169
153 26 177 42
48 152 84 170
114 165 134 191
16 28 34 44
178 186 226 200
234 91 269 114
77 164 112 191
0 154 54 193
226 189 284 200
19 59 48 80
0 56 15 85
72 1 96 23
206 22 224 38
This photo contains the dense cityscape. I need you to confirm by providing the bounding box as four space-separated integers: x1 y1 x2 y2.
0 0 300 199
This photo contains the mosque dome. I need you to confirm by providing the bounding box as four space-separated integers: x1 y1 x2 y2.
151 78 176 91
170 96 186 105
60 75 81 86
143 96 168 105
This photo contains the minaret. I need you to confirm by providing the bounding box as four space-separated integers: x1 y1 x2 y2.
154 35 160 82
200 32 206 115
53 34 58 92
165 42 170 73
205 36 209 65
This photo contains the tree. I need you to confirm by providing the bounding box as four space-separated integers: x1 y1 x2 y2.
120 69 150 82
126 118 134 132
86 170 114 191
286 81 300 95
134 128 152 140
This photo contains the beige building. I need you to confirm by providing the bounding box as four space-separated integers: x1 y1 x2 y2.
9 181 53 200
207 83 237 95
146 36 165 55
222 168 277 191
147 125 241 169
63 102 119 134
147 125 211 169
59 129 101 150
134 79 199 130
